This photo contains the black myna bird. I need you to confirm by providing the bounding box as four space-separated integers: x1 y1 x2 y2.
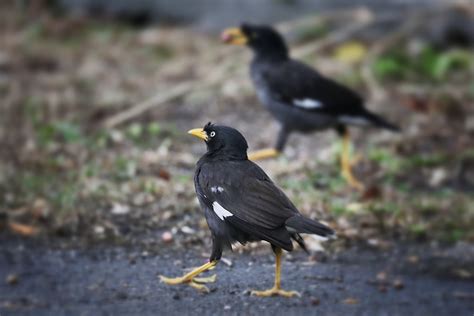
221 24 399 190
160 123 334 297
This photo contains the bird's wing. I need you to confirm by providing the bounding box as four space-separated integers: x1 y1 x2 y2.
261 60 369 117
196 160 298 231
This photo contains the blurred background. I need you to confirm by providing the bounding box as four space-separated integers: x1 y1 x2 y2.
0 0 473 313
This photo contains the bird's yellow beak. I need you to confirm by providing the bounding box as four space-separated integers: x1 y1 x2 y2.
187 128 208 141
221 27 248 45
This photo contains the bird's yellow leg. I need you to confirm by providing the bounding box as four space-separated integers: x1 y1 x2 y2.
160 260 218 293
248 148 280 161
340 130 365 191
251 248 300 298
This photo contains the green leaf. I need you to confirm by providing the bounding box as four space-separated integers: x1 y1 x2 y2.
433 50 473 80
147 122 161 136
419 46 439 78
53 122 82 143
373 57 405 79
37 124 56 145
127 123 143 140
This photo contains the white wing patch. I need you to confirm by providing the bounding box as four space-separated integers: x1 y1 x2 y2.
211 186 224 193
212 201 233 220
339 115 370 126
293 99 323 109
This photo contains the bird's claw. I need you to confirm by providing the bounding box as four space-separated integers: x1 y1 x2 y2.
251 287 301 298
341 168 365 191
159 275 186 285
185 264 216 273
188 280 211 293
159 274 217 293
193 274 217 283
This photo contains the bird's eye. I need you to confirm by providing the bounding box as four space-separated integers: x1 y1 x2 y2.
209 131 216 138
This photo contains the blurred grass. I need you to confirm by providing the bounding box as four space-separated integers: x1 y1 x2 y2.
373 45 474 82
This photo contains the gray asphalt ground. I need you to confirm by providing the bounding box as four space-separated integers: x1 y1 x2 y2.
1 237 473 316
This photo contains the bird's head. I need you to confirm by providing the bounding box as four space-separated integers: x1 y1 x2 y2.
221 23 288 60
188 123 248 160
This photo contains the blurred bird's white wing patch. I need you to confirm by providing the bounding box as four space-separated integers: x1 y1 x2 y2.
212 201 233 220
293 99 323 109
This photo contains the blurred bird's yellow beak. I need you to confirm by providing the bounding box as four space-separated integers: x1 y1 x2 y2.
221 27 247 45
188 128 208 141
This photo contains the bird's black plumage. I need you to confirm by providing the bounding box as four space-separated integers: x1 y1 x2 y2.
193 123 334 261
232 23 399 151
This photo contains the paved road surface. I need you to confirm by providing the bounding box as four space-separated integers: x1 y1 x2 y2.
1 238 473 315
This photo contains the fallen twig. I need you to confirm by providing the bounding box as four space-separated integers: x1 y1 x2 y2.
102 81 194 129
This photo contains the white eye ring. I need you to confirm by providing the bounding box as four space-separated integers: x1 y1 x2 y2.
209 131 216 138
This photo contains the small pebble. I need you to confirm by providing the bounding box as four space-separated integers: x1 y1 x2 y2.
6 274 18 285
221 257 233 267
161 231 173 243
393 279 404 290
376 271 387 282
181 226 195 234
406 255 419 264
94 226 105 235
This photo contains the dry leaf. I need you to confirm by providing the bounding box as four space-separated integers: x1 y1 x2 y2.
343 297 359 305
8 222 39 236
334 41 367 64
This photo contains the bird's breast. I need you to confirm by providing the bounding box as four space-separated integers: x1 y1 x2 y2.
250 69 276 109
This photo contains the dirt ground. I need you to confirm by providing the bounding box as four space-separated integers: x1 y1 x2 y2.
1 3 473 243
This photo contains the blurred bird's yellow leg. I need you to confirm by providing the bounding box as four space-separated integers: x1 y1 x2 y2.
248 148 280 161
251 248 300 298
160 260 218 293
340 131 365 191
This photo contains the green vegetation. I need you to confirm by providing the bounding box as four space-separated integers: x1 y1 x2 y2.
373 45 474 82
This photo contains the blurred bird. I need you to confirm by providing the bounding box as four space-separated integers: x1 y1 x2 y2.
221 23 399 190
160 123 334 297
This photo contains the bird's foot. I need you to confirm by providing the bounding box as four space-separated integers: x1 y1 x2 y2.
251 286 301 298
160 260 218 293
341 153 365 191
248 148 280 161
341 168 365 191
193 275 217 283
159 274 217 293
349 153 362 167
184 264 216 273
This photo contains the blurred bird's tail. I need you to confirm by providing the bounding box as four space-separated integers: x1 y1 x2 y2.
364 111 400 132
285 215 335 238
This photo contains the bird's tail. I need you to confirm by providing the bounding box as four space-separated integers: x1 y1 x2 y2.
285 215 335 238
364 110 400 132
